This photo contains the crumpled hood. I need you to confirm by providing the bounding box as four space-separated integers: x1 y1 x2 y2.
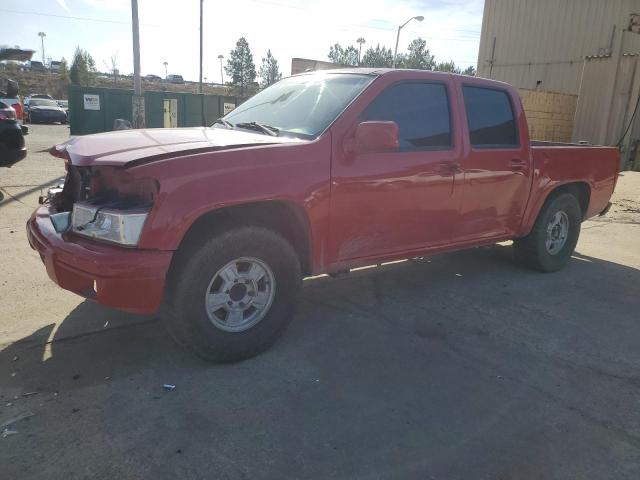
55 127 304 167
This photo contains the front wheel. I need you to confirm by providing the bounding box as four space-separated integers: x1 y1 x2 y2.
164 226 302 362
513 192 582 272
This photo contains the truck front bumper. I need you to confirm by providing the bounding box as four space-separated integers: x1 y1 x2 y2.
27 205 173 315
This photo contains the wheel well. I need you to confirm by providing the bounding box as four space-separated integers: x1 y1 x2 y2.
548 182 590 219
174 200 312 275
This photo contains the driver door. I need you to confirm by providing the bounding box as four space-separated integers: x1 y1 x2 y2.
328 79 464 266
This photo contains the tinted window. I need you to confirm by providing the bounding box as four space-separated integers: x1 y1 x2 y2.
0 101 8 109
362 82 451 150
463 86 518 147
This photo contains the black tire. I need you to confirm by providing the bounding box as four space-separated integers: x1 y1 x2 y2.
164 226 302 362
513 192 582 272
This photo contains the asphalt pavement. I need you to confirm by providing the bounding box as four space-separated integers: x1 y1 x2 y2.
1 124 639 479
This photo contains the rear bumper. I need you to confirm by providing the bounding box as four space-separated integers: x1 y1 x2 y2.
27 205 173 314
0 146 27 165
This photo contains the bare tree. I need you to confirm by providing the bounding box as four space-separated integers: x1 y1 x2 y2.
103 53 119 84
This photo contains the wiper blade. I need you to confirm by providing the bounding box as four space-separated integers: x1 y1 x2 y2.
213 118 234 129
235 121 279 136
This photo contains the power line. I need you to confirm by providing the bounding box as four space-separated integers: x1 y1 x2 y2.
0 6 480 40
0 8 159 26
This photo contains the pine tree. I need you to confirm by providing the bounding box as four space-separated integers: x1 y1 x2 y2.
399 38 435 70
462 65 477 76
224 37 257 97
434 60 461 73
69 47 97 86
259 50 282 88
328 43 359 66
360 44 394 68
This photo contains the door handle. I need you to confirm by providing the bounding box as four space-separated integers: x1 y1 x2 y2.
437 161 461 175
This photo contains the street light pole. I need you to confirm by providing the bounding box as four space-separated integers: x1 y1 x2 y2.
199 0 203 94
131 0 145 128
38 32 46 65
393 15 424 68
199 0 205 126
218 55 224 84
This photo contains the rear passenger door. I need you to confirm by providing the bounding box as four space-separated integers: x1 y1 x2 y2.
329 79 464 264
454 84 532 242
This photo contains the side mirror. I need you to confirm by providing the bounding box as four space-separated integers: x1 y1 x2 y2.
353 121 399 155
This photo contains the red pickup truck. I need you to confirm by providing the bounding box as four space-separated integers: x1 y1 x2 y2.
28 69 619 361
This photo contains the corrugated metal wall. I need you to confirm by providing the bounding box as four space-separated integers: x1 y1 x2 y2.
478 0 640 94
573 55 639 146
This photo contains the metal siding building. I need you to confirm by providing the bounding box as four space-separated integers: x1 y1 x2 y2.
477 0 640 94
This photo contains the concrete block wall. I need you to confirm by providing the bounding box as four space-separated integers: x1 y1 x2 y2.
518 89 578 143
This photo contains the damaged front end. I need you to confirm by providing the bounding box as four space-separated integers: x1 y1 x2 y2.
44 163 158 246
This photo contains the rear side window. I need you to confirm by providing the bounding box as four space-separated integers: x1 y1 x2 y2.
362 82 451 150
463 86 518 147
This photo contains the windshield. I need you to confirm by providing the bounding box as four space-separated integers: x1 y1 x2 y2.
221 73 375 139
31 99 59 107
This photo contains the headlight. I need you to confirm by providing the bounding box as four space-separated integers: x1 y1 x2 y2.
72 202 149 246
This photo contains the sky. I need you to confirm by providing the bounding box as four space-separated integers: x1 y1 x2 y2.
3 0 484 82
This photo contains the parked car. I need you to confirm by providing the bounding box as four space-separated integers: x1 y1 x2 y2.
0 97 23 121
145 74 162 81
28 69 620 362
166 74 184 84
0 101 26 165
29 61 46 72
57 99 69 115
29 93 54 99
25 98 67 124
49 61 63 73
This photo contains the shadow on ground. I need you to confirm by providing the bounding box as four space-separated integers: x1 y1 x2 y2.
1 245 639 479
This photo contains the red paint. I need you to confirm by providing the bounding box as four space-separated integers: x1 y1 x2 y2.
28 69 620 314
27 204 170 314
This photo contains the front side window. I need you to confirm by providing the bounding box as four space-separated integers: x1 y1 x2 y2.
361 82 452 151
463 86 518 147
222 73 375 139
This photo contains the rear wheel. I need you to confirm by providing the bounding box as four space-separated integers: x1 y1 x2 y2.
513 192 582 272
164 226 302 362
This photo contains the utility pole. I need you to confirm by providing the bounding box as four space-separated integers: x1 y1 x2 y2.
131 0 145 128
38 32 46 65
199 0 205 125
163 61 168 79
218 54 224 84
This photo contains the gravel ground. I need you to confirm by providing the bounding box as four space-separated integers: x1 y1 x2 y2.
1 124 639 479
